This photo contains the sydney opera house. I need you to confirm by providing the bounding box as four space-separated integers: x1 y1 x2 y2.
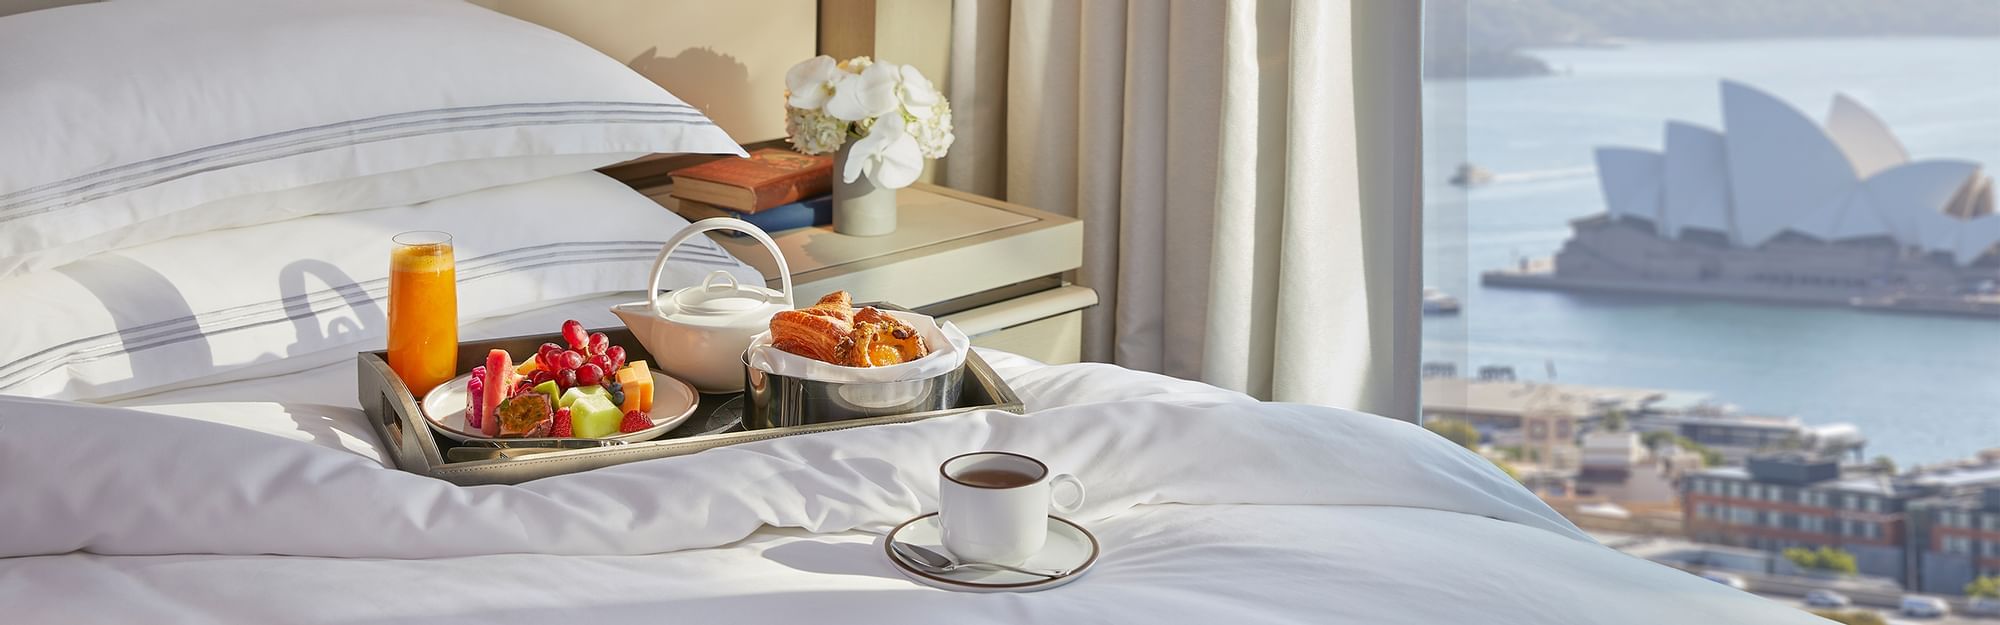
1486 81 2000 316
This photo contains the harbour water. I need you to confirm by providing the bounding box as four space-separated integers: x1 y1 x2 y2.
1421 37 2000 465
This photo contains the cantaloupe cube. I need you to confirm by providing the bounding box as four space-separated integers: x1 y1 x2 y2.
617 360 654 412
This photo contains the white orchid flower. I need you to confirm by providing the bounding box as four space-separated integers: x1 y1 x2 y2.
843 112 923 189
824 61 900 122
894 64 941 116
785 55 843 110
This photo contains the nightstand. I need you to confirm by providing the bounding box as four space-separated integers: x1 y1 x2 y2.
637 183 1097 364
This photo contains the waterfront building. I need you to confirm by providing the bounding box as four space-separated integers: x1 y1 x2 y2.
1909 474 2000 594
1485 81 2000 316
1682 454 1911 581
1684 455 2000 591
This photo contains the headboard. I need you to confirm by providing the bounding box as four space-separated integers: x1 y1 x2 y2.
0 0 817 144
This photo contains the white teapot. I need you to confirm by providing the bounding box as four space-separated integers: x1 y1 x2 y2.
612 218 792 394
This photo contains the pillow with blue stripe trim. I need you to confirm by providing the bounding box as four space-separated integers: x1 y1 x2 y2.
0 0 744 278
0 172 761 402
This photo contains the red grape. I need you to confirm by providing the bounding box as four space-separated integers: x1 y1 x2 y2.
536 342 564 369
587 332 610 357
560 350 585 370
556 368 578 389
576 363 604 386
606 345 626 370
561 320 587 350
589 354 614 373
530 369 555 385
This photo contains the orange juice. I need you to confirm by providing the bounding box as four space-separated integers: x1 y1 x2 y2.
387 231 457 397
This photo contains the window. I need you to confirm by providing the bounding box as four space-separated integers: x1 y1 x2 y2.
1947 536 1974 555
1420 1 2000 557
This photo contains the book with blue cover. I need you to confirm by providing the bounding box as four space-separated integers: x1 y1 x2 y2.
673 195 833 235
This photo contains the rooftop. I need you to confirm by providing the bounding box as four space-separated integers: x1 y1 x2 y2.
1421 378 1687 419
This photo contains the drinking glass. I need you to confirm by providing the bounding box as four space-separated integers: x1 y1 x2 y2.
387 231 458 397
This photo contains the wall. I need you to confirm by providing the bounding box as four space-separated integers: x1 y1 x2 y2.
471 0 817 144
886 0 951 184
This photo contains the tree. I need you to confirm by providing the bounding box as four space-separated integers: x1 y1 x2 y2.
1871 455 1897 475
1601 409 1628 433
1810 611 1886 625
1967 575 2000 599
1784 546 1858 576
1425 419 1482 450
1642 431 1722 467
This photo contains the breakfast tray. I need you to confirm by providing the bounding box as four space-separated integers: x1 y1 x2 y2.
358 326 1024 486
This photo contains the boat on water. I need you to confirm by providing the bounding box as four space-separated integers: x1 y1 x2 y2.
1423 287 1461 315
1449 163 1494 187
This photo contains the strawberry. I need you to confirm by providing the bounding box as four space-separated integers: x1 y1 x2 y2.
550 408 574 438
618 409 650 434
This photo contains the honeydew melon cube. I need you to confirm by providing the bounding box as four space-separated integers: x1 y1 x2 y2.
532 381 561 407
559 385 609 408
570 394 623 439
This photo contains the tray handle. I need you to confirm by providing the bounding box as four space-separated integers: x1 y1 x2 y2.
647 218 793 313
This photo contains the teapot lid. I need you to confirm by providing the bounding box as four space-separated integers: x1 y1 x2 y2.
668 271 783 316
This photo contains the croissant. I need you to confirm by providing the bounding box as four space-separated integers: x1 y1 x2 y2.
769 292 854 363
767 292 929 367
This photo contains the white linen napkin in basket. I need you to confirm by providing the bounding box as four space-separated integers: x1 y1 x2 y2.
746 310 970 382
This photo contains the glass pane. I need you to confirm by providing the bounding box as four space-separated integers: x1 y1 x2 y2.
1421 0 2000 608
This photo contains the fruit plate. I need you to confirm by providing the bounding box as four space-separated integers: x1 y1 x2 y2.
420 370 698 443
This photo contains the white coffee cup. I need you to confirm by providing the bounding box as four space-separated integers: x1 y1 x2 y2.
937 451 1086 565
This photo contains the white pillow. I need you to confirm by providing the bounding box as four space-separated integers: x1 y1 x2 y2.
0 0 743 278
0 172 760 402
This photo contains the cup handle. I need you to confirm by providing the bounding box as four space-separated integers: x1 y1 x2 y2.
1049 473 1085 515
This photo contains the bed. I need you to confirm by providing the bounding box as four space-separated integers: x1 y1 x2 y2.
0 2 1823 623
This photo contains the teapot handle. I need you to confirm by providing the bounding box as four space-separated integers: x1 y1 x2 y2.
646 218 794 313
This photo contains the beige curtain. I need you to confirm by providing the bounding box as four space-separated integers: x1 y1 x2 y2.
944 0 1422 419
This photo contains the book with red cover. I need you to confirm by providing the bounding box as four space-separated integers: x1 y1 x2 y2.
669 148 833 213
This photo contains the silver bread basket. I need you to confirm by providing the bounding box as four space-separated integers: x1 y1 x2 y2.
742 351 964 429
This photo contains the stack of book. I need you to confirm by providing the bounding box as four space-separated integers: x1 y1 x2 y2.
669 148 834 235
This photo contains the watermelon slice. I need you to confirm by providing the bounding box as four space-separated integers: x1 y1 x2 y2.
480 349 512 437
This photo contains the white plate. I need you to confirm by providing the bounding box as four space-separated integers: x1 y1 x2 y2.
420 370 697 443
884 512 1098 593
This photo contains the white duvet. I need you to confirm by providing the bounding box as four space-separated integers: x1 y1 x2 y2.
0 353 1820 624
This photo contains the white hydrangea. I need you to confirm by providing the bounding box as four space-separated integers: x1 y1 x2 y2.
781 55 952 187
838 56 874 73
784 105 848 155
906 100 954 159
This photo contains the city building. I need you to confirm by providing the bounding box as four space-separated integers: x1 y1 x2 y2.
1485 81 2000 316
1683 454 1912 581
1908 470 2000 594
1684 454 2000 592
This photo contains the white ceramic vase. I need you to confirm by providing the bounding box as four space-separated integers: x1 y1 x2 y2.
831 142 898 236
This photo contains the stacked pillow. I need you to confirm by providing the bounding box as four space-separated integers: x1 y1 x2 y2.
0 0 756 400
0 0 743 276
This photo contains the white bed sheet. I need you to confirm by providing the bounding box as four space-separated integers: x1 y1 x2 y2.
4 321 1818 624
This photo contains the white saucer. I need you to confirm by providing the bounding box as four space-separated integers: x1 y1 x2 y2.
420 370 697 443
884 512 1098 593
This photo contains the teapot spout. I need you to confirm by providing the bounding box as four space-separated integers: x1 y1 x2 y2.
610 302 660 335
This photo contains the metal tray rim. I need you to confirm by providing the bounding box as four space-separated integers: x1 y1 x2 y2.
358 324 1024 486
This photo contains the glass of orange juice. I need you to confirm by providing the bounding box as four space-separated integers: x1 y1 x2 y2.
387 231 457 397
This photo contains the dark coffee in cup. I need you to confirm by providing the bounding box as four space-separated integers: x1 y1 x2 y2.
953 468 1037 489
